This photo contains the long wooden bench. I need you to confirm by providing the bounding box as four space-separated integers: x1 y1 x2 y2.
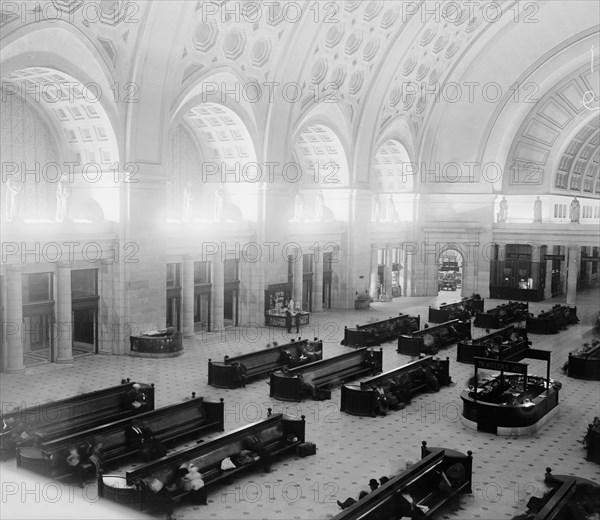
1 380 154 459
527 305 579 334
457 325 530 364
519 467 600 519
341 356 451 417
270 348 383 402
99 413 306 512
473 301 528 329
398 320 471 356
332 441 473 520
341 313 420 348
428 296 484 324
567 342 600 381
19 396 224 479
208 339 322 389
585 423 600 464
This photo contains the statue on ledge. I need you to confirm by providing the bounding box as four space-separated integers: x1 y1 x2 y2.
182 182 192 221
533 196 542 223
5 174 22 223
214 185 225 222
570 197 580 223
292 188 304 222
372 193 381 222
386 195 398 222
497 196 508 223
315 190 325 221
55 173 72 222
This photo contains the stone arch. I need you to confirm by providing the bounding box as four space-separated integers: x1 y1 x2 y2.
287 119 350 222
169 75 260 222
1 66 121 222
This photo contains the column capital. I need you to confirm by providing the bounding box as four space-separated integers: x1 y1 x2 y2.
101 258 114 266
7 264 23 273
57 261 72 269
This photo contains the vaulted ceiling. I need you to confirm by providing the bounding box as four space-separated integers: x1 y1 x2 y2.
1 0 598 195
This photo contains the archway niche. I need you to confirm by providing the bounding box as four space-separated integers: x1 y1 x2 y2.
167 102 258 223
1 67 120 223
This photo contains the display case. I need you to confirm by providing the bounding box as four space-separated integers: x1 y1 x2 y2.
264 283 310 327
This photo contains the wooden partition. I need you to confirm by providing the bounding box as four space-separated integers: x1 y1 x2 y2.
341 313 420 348
398 320 471 356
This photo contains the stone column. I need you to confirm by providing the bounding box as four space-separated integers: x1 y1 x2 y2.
99 258 115 354
384 247 393 297
585 247 593 287
182 255 195 338
211 255 224 332
5 265 25 373
369 246 379 300
56 262 73 364
566 246 580 305
313 245 323 312
293 248 303 309
544 252 553 300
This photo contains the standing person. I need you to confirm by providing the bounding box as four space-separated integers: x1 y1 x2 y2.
285 308 292 334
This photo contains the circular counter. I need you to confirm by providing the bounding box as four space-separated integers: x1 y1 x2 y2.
129 332 183 358
460 376 561 436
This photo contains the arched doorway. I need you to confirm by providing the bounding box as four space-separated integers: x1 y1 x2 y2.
437 249 463 297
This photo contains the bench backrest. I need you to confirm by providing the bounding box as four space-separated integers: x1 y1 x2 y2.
533 477 576 520
359 356 444 390
288 349 381 382
41 398 220 465
1 381 154 432
126 413 304 486
331 449 447 520
225 340 310 370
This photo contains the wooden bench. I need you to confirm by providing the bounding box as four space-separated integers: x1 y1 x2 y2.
398 320 471 356
585 423 600 464
21 396 224 479
523 467 600 519
1 380 154 460
208 339 322 389
100 413 306 512
428 297 484 324
331 441 473 520
473 301 528 329
527 305 578 334
567 342 600 381
341 356 451 417
270 348 383 402
341 313 420 348
457 325 530 364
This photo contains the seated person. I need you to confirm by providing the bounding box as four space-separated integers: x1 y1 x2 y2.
122 383 148 411
79 436 104 477
245 435 272 473
176 462 206 505
422 366 440 392
297 374 317 399
231 361 247 387
380 384 400 410
397 492 428 518
126 421 166 461
280 349 299 367
373 387 389 416
436 462 466 495
337 490 369 509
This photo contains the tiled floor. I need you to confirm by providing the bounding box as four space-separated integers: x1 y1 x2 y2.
2 288 599 520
